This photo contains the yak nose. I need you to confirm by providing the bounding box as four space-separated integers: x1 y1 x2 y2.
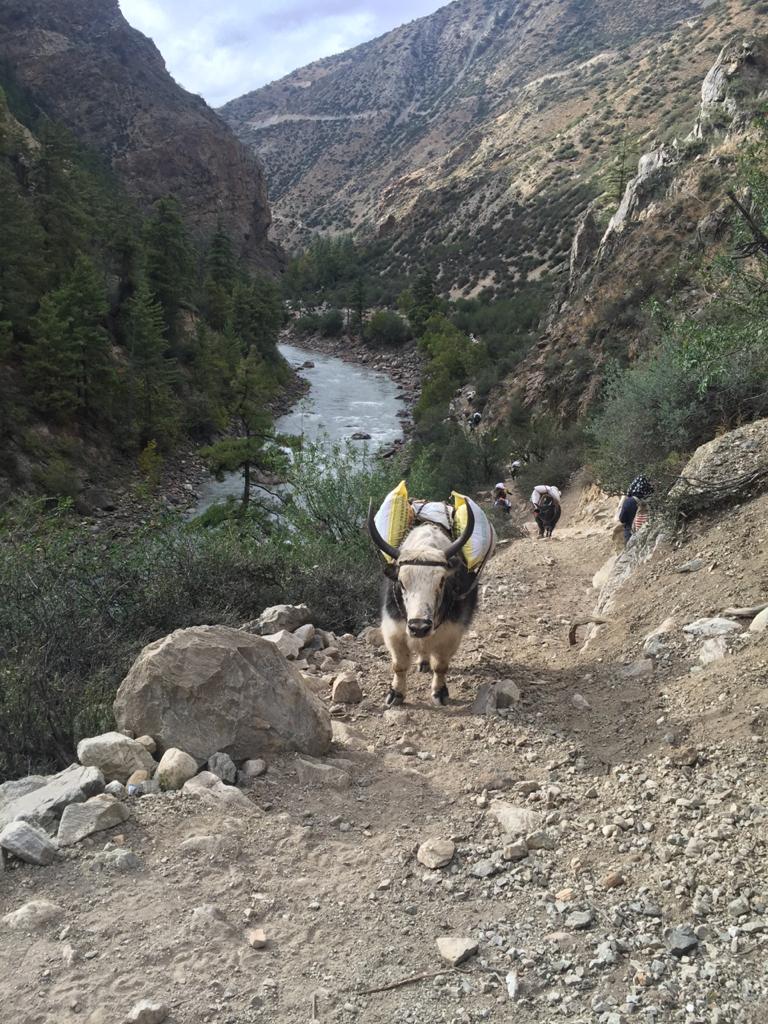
407 618 433 638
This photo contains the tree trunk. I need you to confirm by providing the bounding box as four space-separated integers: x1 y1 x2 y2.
242 460 250 507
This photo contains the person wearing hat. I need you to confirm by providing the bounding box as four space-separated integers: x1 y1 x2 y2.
617 475 654 544
493 482 512 515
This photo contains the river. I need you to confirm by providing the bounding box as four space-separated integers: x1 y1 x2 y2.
191 341 406 514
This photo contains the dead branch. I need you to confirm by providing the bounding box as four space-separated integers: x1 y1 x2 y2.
726 190 768 258
720 602 768 618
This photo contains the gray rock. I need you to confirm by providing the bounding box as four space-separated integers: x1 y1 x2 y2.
665 926 698 956
2 899 63 931
471 858 497 879
471 679 520 714
246 603 311 636
183 771 255 812
0 764 104 833
683 618 740 637
293 623 315 647
525 830 556 851
57 794 129 847
92 848 141 872
0 776 48 816
207 752 237 785
0 821 59 866
749 607 768 633
156 748 198 791
126 1000 169 1024
104 781 127 799
495 679 521 708
570 692 591 711
502 840 528 862
331 672 363 704
489 800 542 837
674 558 705 573
417 838 455 869
262 629 303 660
77 731 156 784
436 936 478 966
699 636 729 664
621 658 654 679
238 758 267 784
295 757 351 790
565 910 594 931
114 625 332 762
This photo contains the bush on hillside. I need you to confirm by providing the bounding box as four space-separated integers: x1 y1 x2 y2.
364 309 410 347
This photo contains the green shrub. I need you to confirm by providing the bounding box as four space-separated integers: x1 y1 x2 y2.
364 309 410 347
319 308 344 337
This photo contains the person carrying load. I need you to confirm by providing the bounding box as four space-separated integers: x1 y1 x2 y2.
530 484 562 538
493 482 512 515
616 475 654 544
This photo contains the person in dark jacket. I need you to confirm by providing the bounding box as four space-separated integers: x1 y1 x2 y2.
617 475 654 543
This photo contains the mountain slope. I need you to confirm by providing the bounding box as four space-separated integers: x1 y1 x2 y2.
0 0 281 270
223 0 759 293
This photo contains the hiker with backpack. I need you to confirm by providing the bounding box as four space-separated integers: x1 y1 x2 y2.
616 475 654 544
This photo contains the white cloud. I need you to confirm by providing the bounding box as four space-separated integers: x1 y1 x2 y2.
118 0 446 106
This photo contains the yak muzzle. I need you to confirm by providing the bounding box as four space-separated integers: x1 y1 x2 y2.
407 618 433 638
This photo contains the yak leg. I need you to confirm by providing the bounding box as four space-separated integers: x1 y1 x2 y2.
429 622 465 707
382 617 410 706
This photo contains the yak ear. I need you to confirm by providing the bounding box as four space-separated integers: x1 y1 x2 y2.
446 555 463 574
383 562 398 580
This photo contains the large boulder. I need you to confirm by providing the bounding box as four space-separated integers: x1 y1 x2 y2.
668 418 768 517
77 731 156 784
114 625 332 762
57 794 129 847
0 821 59 866
0 765 104 833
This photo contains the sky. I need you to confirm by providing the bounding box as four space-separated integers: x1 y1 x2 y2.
119 0 449 107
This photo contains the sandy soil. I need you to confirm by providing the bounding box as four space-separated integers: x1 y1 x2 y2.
1 485 766 1024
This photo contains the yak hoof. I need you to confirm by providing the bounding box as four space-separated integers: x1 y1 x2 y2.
386 689 405 707
431 685 450 707
418 660 430 673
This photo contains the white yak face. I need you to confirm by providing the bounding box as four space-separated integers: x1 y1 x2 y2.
396 563 452 638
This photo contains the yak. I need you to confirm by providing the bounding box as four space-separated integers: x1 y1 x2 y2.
367 503 479 707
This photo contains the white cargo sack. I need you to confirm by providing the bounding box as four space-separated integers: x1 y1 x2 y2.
452 491 495 572
373 480 412 562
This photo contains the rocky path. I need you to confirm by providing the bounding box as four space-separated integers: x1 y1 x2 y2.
1 493 766 1024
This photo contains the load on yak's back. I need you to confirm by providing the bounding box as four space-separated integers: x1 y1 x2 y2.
367 481 496 708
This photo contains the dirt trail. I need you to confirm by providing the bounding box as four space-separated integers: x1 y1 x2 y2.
2 492 766 1024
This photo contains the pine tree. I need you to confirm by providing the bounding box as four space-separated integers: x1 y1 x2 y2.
203 225 237 331
231 276 282 359
59 255 113 416
25 290 79 418
33 121 92 283
409 268 439 336
125 278 179 446
0 151 45 338
199 351 288 508
143 197 195 344
350 277 366 338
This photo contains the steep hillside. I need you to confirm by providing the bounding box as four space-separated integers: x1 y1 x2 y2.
0 0 281 271
222 0 760 292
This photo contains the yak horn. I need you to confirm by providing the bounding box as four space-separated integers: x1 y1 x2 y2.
367 500 400 560
445 501 475 559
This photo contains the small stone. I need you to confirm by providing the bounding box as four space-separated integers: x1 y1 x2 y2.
495 679 521 707
682 617 740 637
207 752 237 785
183 772 255 812
436 936 478 966
699 637 728 664
525 830 555 850
471 858 497 879
489 800 542 836
674 558 705 573
600 871 625 890
247 928 267 949
565 910 594 931
621 659 654 679
126 770 149 788
0 821 59 866
76 732 156 784
293 623 316 647
135 736 157 754
417 838 455 869
92 849 141 872
104 781 127 799
570 692 591 710
2 899 63 931
665 926 698 956
331 672 363 704
125 1000 169 1024
238 759 267 785
262 629 303 660
670 746 699 767
502 840 528 862
749 607 768 632
156 748 199 791
57 794 129 847
295 758 351 789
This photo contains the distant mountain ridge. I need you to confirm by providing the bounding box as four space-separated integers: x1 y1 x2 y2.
0 0 281 270
222 0 756 293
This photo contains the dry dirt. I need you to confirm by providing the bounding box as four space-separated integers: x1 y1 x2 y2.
1 485 766 1024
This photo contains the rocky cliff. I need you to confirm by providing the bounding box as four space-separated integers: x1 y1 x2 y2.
0 0 281 270
221 0 760 292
